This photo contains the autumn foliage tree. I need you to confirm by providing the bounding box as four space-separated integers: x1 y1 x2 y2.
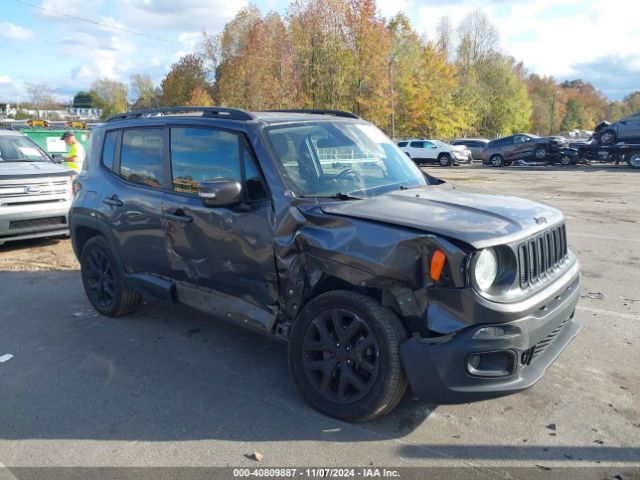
161 54 210 106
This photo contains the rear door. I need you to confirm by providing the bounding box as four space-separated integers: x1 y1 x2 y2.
161 125 277 312
98 127 171 276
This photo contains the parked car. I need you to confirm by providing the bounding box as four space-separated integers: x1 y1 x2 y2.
70 107 581 421
450 138 489 161
398 139 472 166
0 129 74 246
594 112 640 145
482 134 571 167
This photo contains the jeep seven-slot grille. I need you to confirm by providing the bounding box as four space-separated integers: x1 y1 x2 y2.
517 224 568 288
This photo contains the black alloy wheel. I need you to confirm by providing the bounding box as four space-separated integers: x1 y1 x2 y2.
80 236 143 317
84 248 116 310
301 307 379 405
288 290 407 421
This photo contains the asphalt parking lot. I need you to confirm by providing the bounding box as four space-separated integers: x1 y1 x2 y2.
0 164 638 477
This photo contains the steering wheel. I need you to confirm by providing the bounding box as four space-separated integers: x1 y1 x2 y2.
335 168 360 181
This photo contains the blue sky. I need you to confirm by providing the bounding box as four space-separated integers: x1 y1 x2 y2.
1 0 639 104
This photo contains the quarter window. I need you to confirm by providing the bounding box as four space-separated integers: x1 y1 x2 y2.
120 129 165 188
102 131 118 171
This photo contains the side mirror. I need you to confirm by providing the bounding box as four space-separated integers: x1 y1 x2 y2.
50 153 63 164
198 179 243 207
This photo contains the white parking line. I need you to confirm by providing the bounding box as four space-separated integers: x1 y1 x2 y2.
576 305 640 321
571 233 640 243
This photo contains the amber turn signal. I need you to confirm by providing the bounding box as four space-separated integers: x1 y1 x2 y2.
430 250 446 281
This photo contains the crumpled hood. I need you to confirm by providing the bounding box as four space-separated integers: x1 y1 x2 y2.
450 145 468 152
319 184 564 249
0 161 73 178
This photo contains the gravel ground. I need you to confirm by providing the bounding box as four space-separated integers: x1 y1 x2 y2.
0 163 638 478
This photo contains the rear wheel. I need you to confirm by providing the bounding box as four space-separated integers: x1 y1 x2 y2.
438 153 453 167
80 236 143 317
534 146 548 160
627 152 640 169
490 154 504 167
288 290 407 422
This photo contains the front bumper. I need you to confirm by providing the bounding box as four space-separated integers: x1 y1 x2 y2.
400 268 581 404
0 201 71 244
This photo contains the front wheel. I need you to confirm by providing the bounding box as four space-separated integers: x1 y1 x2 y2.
560 154 573 166
80 236 143 317
288 290 407 422
490 154 504 167
627 152 640 169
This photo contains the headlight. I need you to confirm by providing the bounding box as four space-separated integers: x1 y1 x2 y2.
474 248 498 291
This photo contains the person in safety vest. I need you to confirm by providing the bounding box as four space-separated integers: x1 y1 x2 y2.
61 131 86 172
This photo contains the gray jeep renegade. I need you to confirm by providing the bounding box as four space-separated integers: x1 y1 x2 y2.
70 107 581 421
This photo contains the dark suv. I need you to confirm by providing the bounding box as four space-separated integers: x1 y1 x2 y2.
70 107 581 421
482 134 573 167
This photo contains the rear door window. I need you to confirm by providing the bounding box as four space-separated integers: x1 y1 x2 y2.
409 141 424 148
120 129 165 188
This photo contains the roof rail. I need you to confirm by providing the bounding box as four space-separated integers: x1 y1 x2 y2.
262 109 361 119
105 107 255 123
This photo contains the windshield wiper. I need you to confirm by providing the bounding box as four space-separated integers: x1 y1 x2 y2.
301 192 363 200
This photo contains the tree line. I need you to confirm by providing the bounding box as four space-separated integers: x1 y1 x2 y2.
30 0 640 139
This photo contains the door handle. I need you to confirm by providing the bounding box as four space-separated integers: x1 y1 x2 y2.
103 195 123 207
162 209 193 223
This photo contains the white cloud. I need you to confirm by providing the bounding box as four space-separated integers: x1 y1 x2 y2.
0 22 34 41
115 0 248 31
0 76 12 85
376 0 413 19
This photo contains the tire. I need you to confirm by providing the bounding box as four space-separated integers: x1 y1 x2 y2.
534 146 548 160
288 290 408 422
598 130 616 145
490 154 504 167
438 154 452 167
80 236 143 317
627 152 640 169
560 154 573 166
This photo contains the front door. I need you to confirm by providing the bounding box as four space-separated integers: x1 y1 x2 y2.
161 126 277 313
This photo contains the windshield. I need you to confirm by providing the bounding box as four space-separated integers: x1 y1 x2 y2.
266 122 427 198
0 136 50 162
431 140 449 148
